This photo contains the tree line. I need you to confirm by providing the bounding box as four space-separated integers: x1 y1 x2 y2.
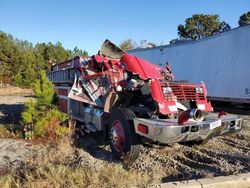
0 32 88 87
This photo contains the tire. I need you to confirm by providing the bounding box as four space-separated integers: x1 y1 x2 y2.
108 108 141 163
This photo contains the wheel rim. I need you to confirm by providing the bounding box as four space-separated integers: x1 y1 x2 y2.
110 120 124 151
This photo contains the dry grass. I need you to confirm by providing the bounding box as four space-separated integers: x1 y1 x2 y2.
0 139 151 188
0 125 13 138
0 175 16 188
20 163 149 188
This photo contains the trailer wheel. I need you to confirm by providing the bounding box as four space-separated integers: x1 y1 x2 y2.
108 108 140 163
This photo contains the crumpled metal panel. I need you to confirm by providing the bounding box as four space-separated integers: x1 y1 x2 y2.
121 54 164 80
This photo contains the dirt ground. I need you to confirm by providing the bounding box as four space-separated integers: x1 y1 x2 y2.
0 96 249 183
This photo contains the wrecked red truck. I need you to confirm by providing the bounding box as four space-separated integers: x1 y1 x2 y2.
48 40 243 162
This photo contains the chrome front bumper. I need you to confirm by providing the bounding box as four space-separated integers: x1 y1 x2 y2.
133 114 243 144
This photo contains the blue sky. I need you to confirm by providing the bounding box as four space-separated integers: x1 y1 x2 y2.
0 0 249 54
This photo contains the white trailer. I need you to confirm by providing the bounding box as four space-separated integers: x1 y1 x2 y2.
129 25 250 103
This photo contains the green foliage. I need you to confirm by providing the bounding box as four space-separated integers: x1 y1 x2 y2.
33 108 67 137
33 108 68 137
55 126 69 138
21 71 68 139
169 38 179 44
139 40 157 48
70 46 89 57
238 11 250 26
119 39 157 51
146 42 157 48
0 31 88 87
119 39 137 51
177 14 231 40
34 70 55 106
47 108 68 123
14 73 23 86
34 118 48 136
22 100 37 124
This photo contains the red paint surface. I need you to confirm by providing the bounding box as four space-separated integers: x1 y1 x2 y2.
150 79 177 114
57 89 68 96
59 98 68 113
178 110 191 125
111 120 125 150
121 54 164 80
52 51 213 116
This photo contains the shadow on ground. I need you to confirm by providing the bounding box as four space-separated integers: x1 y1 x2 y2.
0 104 24 125
212 102 250 115
74 131 115 162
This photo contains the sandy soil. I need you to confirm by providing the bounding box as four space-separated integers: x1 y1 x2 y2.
0 139 41 175
0 96 249 183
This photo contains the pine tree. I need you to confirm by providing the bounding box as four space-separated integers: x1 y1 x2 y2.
34 70 56 106
21 70 67 138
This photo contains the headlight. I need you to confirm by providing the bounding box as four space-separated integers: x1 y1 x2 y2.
162 87 172 94
195 87 203 94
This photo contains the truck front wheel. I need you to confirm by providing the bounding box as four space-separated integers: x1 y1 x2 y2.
108 108 140 163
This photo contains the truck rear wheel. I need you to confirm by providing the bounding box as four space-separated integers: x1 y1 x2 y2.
108 108 140 163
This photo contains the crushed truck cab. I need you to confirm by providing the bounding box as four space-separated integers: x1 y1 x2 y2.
48 40 243 163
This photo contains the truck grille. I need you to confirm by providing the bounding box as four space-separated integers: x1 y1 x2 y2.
162 81 205 101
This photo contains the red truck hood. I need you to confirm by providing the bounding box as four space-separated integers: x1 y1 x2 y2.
120 54 164 80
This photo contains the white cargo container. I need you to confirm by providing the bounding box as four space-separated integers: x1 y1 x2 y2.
129 25 250 103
